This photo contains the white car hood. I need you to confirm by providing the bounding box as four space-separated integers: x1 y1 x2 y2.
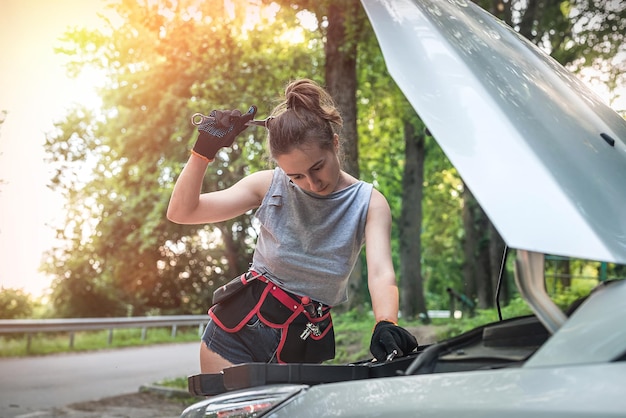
362 0 626 263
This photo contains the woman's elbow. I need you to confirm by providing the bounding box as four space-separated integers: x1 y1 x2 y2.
166 203 184 224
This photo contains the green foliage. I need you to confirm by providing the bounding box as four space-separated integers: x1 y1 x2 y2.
329 307 377 363
438 297 534 340
0 287 34 319
43 0 324 317
421 140 464 298
356 19 406 278
155 376 189 390
551 281 596 310
41 0 625 319
437 276 607 340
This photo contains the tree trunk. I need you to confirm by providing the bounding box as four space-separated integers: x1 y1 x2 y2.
324 0 364 310
325 0 360 178
462 186 477 304
463 185 504 309
559 258 571 289
399 119 427 320
474 206 491 309
489 223 509 305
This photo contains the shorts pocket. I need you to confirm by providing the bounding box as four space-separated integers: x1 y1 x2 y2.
246 314 261 328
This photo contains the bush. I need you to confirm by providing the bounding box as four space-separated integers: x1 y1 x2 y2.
0 287 34 319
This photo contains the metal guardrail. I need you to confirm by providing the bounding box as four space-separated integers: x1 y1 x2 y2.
0 315 209 352
0 315 209 333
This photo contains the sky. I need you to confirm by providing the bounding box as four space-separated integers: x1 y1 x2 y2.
0 0 109 296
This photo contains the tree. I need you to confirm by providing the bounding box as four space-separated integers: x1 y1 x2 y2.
399 117 427 320
324 0 367 310
420 140 464 309
44 0 323 316
42 0 624 318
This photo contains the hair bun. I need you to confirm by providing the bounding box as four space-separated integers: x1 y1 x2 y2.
267 78 343 158
283 79 342 127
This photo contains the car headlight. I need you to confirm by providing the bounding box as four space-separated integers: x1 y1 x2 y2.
180 384 308 418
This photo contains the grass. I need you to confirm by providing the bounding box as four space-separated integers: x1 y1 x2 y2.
0 311 428 360
2 295 581 390
1 285 597 397
3 290 585 359
0 307 506 360
0 326 201 357
152 297 568 391
155 376 189 390
154 310 431 391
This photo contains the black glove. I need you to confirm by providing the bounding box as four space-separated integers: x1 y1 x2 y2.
192 105 257 161
370 320 418 362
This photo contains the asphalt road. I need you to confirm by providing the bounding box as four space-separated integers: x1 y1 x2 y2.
0 342 200 418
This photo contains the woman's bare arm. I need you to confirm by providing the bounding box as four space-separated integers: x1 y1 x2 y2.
167 155 273 224
365 189 399 323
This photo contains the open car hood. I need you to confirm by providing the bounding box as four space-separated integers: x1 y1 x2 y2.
362 0 626 263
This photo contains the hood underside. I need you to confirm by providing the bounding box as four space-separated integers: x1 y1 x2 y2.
362 0 626 263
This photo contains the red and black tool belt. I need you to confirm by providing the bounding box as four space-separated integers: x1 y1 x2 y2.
208 270 335 364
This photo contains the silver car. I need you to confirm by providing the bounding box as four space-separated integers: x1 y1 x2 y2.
181 0 626 416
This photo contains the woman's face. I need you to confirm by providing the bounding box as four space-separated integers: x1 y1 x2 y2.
275 135 342 196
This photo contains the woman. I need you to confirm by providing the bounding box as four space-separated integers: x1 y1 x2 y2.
167 79 417 374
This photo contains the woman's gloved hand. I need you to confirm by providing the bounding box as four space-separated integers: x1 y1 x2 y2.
192 105 257 161
370 320 418 362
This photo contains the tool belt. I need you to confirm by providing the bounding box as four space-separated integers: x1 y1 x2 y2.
208 270 335 364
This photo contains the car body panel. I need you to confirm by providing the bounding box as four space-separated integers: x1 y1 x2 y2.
524 279 626 367
266 278 626 417
362 0 626 263
267 364 626 417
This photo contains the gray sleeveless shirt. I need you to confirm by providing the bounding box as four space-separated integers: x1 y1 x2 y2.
251 167 373 306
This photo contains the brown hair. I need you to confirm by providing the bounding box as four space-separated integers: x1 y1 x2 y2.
267 79 343 159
